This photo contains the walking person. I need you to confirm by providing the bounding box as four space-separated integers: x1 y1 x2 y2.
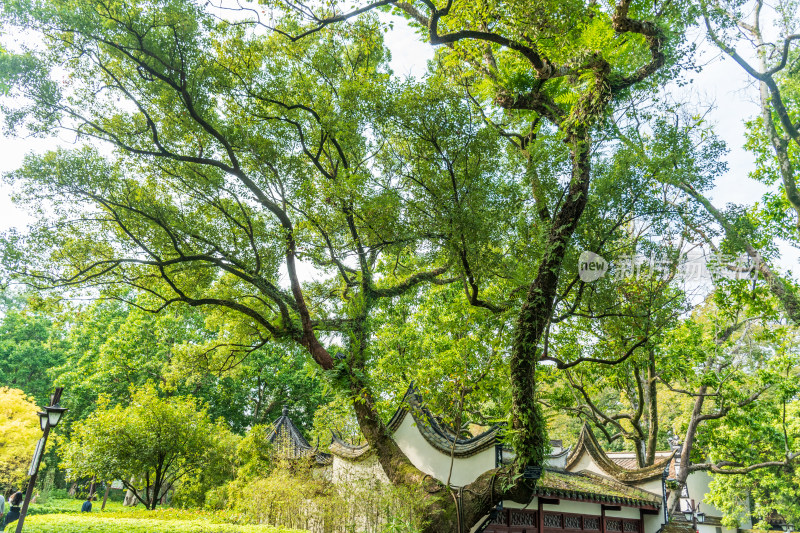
0 492 23 531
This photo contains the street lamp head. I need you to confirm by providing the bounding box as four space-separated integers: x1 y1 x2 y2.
683 511 693 522
44 404 68 428
697 513 705 524
37 412 48 432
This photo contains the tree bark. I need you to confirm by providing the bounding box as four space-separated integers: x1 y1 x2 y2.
123 476 139 507
101 483 110 511
510 132 592 472
666 386 705 515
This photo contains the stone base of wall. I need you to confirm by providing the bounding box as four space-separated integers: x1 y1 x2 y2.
662 521 697 533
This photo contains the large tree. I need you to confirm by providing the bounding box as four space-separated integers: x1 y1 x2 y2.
0 0 752 529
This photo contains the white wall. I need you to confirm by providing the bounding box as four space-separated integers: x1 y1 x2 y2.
392 415 496 487
685 471 743 533
331 453 389 485
568 449 600 474
636 477 665 495
685 471 722 517
643 511 665 533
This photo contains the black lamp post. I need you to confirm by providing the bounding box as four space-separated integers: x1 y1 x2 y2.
16 387 67 533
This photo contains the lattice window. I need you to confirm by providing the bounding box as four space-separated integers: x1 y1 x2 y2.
606 519 622 531
511 511 536 526
623 521 639 533
565 515 582 529
544 513 563 528
584 517 600 530
489 510 506 525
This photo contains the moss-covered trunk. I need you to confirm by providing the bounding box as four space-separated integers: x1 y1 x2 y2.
509 133 592 474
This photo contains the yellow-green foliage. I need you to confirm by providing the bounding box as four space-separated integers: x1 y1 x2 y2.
23 513 307 533
0 386 41 488
231 459 425 533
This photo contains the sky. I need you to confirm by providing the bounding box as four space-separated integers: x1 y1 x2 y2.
0 12 797 276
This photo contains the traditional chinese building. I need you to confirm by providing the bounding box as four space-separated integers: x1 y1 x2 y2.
271 389 749 533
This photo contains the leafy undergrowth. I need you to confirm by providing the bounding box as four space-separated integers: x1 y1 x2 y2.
26 499 129 516
22 498 309 532
23 513 308 533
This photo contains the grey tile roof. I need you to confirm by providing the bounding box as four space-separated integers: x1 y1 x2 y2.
535 469 662 508
268 406 332 465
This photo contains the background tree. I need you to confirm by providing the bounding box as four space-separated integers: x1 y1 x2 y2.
53 297 327 434
703 0 800 234
0 294 65 407
59 386 233 510
0 387 41 492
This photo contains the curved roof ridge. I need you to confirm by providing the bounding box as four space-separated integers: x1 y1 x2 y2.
549 446 571 458
331 432 370 450
385 383 416 432
399 386 500 457
359 384 502 458
565 424 675 482
329 432 373 461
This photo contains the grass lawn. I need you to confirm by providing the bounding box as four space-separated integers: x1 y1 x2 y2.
19 498 307 533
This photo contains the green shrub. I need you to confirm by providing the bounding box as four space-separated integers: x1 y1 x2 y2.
231 459 425 533
26 497 134 516
205 485 229 510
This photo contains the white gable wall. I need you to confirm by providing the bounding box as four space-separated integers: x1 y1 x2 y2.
566 450 665 496
547 450 569 469
392 414 496 487
331 453 390 485
685 471 743 533
635 477 664 495
567 449 602 475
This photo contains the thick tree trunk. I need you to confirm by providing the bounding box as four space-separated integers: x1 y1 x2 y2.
666 386 705 515
123 476 139 507
645 353 658 467
123 488 138 506
510 133 592 472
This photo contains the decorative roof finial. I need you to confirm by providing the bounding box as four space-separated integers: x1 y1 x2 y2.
282 406 289 416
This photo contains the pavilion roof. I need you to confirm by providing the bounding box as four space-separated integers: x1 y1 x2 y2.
268 406 332 465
